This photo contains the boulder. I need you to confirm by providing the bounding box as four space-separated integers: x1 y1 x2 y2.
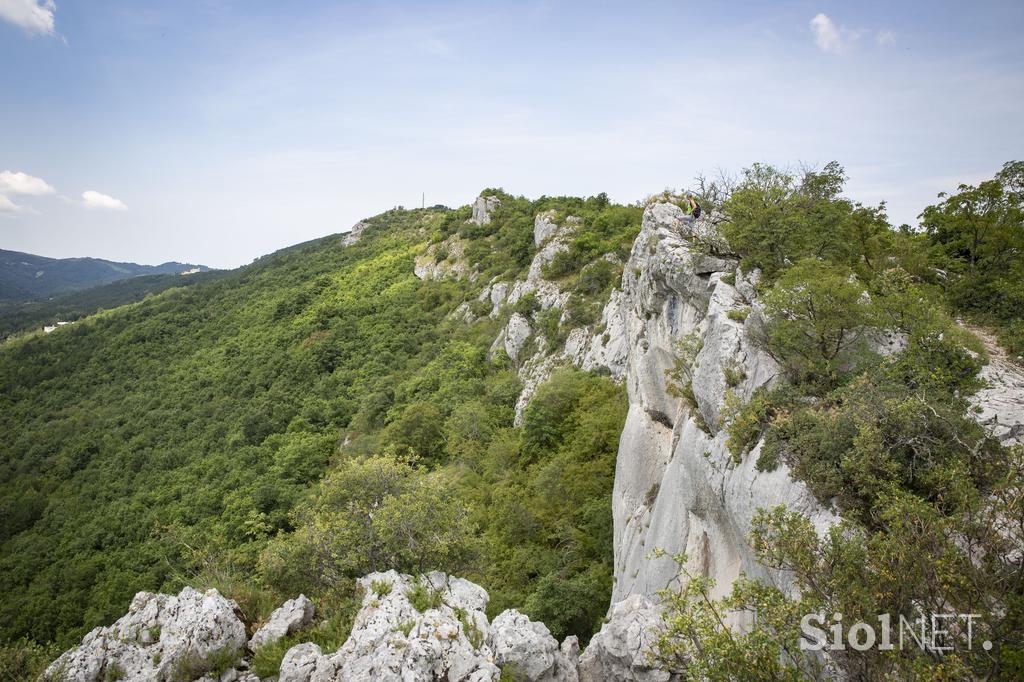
45 587 247 682
578 596 673 682
504 313 532 364
273 572 583 682
249 594 315 652
279 643 337 682
489 609 577 682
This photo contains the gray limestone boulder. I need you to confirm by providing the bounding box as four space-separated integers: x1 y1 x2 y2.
45 587 247 682
249 594 315 652
577 596 673 682
489 609 578 682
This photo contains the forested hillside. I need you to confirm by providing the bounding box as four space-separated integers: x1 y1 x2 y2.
0 195 638 670
1 163 1022 680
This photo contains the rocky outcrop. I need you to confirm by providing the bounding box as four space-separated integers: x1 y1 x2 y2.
341 221 369 247
46 587 247 682
415 235 472 281
482 211 632 424
249 594 315 652
277 571 578 682
573 203 837 668
489 609 577 682
505 212 580 312
533 209 561 246
470 195 501 226
502 313 532 364
604 203 836 606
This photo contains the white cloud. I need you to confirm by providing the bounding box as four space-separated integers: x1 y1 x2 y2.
810 13 858 54
876 30 897 46
82 190 128 210
0 170 55 195
0 0 56 36
0 195 23 213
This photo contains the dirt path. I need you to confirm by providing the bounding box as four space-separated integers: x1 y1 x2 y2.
962 323 1024 445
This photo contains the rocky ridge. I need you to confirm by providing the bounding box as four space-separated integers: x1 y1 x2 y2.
46 195 1024 681
46 573 580 682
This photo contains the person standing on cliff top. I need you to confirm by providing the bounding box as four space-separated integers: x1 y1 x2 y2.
682 195 701 220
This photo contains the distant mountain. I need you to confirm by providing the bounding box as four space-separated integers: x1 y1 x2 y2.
0 269 228 339
0 248 209 303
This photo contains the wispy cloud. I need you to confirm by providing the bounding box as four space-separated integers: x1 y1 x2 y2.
82 190 128 210
810 13 860 55
0 0 56 36
0 195 23 213
876 30 897 46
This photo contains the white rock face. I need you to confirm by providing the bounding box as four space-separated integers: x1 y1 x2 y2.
573 204 838 671
341 221 369 246
504 313 532 364
489 609 578 682
46 587 247 682
470 195 501 226
249 594 315 652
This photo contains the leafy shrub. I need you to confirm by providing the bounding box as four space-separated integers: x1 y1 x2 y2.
533 307 565 351
723 387 776 463
511 292 540 317
407 581 445 613
259 453 474 597
725 308 749 323
921 161 1024 359
722 360 746 388
0 638 60 682
250 606 357 678
665 332 703 408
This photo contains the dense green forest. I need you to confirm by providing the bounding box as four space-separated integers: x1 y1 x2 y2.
1 162 1021 680
0 193 639 677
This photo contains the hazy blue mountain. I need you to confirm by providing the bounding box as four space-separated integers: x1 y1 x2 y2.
0 248 209 303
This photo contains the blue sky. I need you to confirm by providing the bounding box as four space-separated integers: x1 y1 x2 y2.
1 1 1022 268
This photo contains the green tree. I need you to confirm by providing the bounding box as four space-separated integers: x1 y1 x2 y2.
721 162 890 277
921 160 1024 353
762 259 877 385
